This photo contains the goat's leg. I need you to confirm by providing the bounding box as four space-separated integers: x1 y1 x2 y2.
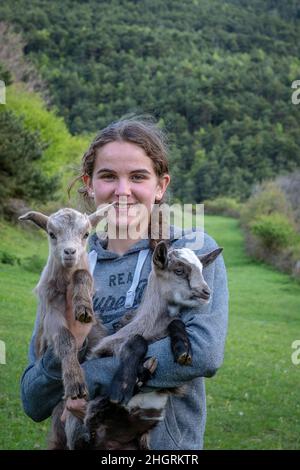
112 310 136 331
48 401 68 450
85 395 110 433
52 328 90 450
72 269 94 324
109 334 148 405
65 412 91 450
168 319 192 365
54 326 88 400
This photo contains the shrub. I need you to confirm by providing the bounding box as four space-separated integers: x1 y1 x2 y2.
0 109 59 207
21 254 45 273
5 84 91 205
0 250 45 272
240 181 294 228
203 197 241 218
250 213 297 250
242 179 300 279
0 61 12 85
275 172 300 230
0 251 21 265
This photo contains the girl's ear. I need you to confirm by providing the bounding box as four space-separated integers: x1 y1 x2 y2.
82 175 94 197
155 174 171 202
19 211 49 231
82 174 90 186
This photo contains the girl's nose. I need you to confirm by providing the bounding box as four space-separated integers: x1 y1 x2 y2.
115 178 131 197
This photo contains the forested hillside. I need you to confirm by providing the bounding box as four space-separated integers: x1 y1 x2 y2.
1 0 300 201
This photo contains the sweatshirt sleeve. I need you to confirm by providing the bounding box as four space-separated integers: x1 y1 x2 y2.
143 242 229 390
20 326 121 422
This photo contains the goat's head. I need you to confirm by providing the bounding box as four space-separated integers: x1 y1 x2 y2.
152 240 223 315
19 203 115 269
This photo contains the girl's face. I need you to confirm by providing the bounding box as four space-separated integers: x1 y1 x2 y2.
86 141 170 232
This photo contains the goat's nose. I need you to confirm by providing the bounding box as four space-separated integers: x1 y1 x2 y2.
201 287 210 299
64 248 76 255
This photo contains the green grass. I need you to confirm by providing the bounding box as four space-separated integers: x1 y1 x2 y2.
0 215 300 449
204 216 300 450
0 219 49 449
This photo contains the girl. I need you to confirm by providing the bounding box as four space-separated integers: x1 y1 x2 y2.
21 117 228 450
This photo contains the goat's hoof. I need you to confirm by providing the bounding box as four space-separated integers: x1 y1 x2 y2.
143 356 158 375
136 356 158 388
177 351 192 366
66 382 89 400
108 374 135 406
75 305 93 324
109 384 129 405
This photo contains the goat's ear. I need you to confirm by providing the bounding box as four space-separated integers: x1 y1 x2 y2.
18 211 49 231
89 202 116 228
153 240 168 269
198 247 223 268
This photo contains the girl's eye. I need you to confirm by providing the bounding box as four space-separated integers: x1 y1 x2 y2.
100 174 145 181
131 174 146 181
83 232 89 239
49 232 56 240
100 174 116 180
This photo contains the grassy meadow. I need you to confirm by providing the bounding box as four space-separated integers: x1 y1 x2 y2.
0 215 300 449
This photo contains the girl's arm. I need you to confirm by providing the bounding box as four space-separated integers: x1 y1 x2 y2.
20 329 120 422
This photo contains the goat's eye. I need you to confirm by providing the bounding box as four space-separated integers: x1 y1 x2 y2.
174 267 184 276
49 232 56 240
83 232 89 239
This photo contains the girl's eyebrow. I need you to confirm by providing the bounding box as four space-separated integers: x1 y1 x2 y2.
96 168 152 175
130 169 152 175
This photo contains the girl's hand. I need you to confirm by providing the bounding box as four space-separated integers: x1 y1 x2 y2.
65 286 93 349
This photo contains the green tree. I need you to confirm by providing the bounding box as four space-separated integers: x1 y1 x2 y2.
0 109 58 204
